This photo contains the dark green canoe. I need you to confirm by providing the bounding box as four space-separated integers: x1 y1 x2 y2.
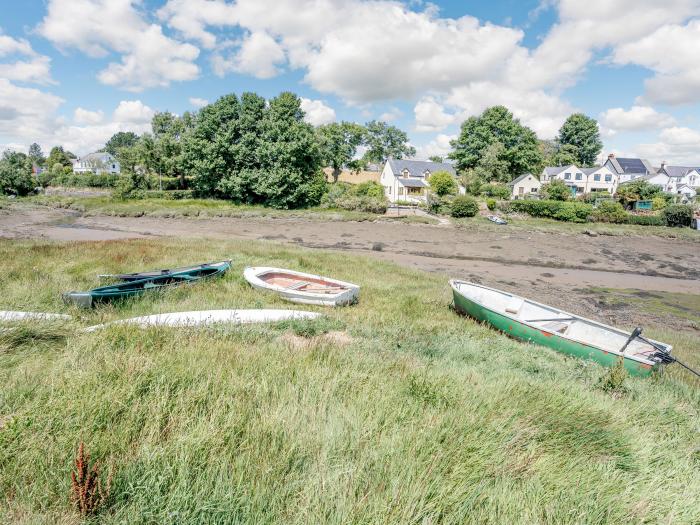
450 280 671 377
63 260 231 308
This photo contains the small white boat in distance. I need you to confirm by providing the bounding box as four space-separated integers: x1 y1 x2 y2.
0 311 71 322
83 309 321 332
244 267 360 306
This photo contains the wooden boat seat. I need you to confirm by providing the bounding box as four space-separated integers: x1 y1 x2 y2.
505 297 524 315
541 321 569 334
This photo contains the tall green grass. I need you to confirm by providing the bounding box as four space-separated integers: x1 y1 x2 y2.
0 239 698 523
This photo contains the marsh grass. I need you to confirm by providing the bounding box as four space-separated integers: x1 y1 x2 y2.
0 238 698 523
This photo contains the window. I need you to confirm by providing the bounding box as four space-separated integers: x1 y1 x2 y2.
605 175 612 182
594 174 601 181
575 173 582 181
530 187 537 193
564 173 571 180
402 169 409 178
399 187 404 195
112 164 116 169
388 187 391 195
519 187 524 195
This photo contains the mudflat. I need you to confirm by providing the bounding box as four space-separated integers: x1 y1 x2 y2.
2 202 699 331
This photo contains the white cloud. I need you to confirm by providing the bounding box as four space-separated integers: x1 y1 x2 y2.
599 105 675 134
619 126 700 165
189 97 209 108
73 107 104 125
300 98 336 126
613 19 700 105
414 133 456 160
157 0 238 49
379 107 402 122
212 31 285 79
38 0 200 91
112 100 155 124
0 32 53 84
0 79 63 148
414 97 456 132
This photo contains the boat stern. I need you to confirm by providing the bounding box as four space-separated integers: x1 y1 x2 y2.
62 292 93 308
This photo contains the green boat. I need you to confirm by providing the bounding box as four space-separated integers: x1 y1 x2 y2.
450 280 672 376
63 260 231 308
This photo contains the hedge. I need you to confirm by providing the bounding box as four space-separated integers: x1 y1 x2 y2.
450 195 479 218
505 200 593 223
625 214 666 226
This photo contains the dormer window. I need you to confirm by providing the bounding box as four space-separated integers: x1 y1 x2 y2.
423 170 431 179
402 169 409 178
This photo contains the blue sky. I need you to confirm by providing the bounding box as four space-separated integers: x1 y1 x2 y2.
2 0 700 165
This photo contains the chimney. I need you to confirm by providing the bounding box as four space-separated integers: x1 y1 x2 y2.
661 161 666 169
608 153 615 159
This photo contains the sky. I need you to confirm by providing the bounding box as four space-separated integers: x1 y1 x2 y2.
2 0 700 166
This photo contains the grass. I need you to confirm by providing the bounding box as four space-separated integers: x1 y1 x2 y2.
0 238 698 524
26 195 380 222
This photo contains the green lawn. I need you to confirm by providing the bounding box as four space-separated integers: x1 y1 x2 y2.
0 238 698 524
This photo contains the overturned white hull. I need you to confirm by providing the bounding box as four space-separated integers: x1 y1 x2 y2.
244 267 359 307
0 311 71 321
84 309 321 332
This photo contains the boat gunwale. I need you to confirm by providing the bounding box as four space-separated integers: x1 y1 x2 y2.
449 279 669 366
101 260 232 281
243 266 359 300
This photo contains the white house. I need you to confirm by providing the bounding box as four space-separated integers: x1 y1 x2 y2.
655 164 700 193
72 152 120 175
540 164 618 195
603 154 655 183
380 158 458 203
509 173 541 199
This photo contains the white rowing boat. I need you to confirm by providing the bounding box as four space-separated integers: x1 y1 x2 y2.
0 311 71 321
83 309 321 332
243 267 359 306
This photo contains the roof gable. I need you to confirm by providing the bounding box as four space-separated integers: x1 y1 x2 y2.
510 173 536 185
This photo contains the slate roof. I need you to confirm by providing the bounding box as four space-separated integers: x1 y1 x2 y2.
543 166 570 176
387 158 456 177
77 152 115 164
661 165 700 178
606 157 655 175
509 173 536 186
581 167 599 175
399 178 429 188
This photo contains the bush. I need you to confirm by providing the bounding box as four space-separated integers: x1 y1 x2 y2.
334 195 387 214
625 214 665 226
652 196 667 211
429 171 457 197
540 179 571 201
50 173 120 188
593 201 627 223
113 171 150 199
481 183 511 200
508 200 592 223
450 195 479 218
0 150 36 196
486 198 496 211
662 204 692 227
352 180 384 199
142 190 195 200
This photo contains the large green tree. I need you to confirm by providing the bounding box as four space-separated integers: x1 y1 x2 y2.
449 106 542 176
556 113 602 167
0 150 35 196
317 122 365 183
28 143 45 167
183 91 324 208
362 120 415 164
104 131 139 156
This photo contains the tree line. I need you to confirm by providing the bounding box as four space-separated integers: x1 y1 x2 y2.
2 91 604 206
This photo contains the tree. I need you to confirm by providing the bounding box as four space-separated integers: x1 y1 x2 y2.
449 106 542 176
317 122 365 183
184 91 325 208
46 146 74 169
552 144 579 167
429 170 457 196
28 143 45 167
362 120 415 164
557 113 602 167
473 142 511 183
616 180 662 208
104 131 139 156
0 150 35 196
428 155 444 163
540 178 571 201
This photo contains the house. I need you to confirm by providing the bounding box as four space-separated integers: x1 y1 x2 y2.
509 173 540 199
654 163 700 193
380 158 458 203
603 154 655 183
72 152 120 175
540 164 618 195
675 184 697 201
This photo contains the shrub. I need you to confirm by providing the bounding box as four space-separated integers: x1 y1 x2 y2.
481 183 511 200
486 198 496 211
334 195 387 214
593 201 627 223
429 171 457 197
0 150 36 196
450 195 479 218
143 190 195 200
662 204 692 227
113 171 150 199
652 196 667 211
50 173 120 188
626 214 665 226
540 178 571 201
508 200 592 223
352 180 384 199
